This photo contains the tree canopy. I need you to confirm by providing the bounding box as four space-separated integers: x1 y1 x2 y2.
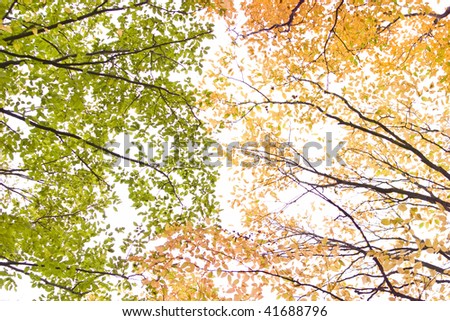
2 0 450 301
135 0 450 301
0 0 218 299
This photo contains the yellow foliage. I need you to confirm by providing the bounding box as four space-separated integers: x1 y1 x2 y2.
135 0 450 301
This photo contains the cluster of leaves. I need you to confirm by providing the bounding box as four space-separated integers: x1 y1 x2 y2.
136 0 450 300
0 0 220 299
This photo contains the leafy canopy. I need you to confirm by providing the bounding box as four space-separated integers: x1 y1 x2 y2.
0 0 219 299
136 0 450 301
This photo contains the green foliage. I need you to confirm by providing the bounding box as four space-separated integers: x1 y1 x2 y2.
0 0 218 299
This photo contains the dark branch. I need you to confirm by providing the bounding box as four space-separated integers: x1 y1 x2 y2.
244 0 305 37
2 1 149 43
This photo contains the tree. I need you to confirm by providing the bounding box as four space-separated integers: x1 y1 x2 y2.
136 0 450 300
0 0 219 299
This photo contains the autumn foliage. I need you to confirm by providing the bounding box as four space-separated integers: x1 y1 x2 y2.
1 0 449 301
135 0 450 301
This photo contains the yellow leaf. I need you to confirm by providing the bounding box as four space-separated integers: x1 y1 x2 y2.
362 275 371 284
381 218 391 225
31 28 38 36
117 29 123 37
13 42 21 51
330 263 341 272
398 204 407 212
0 24 12 33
